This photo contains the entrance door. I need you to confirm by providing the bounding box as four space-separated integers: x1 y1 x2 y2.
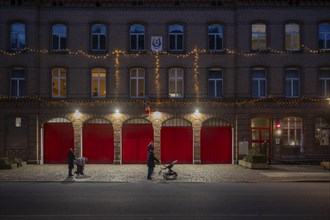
251 117 270 155
44 121 74 164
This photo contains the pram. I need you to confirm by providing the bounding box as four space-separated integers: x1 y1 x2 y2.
159 160 178 180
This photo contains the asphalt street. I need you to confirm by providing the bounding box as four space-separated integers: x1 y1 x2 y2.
0 182 329 220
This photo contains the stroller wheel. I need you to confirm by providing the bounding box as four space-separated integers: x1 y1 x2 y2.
163 172 177 180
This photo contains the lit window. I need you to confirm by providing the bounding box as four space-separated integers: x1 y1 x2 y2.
252 68 267 98
169 68 183 98
285 23 300 51
169 24 184 51
11 23 25 50
285 68 300 98
130 24 145 51
52 24 67 51
11 68 25 97
91 24 106 51
315 118 330 146
91 68 106 98
52 68 66 97
208 24 223 51
208 69 223 98
130 68 145 98
319 23 330 50
252 23 266 51
281 117 303 146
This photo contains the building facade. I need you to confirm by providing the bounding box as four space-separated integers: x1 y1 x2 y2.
0 0 329 164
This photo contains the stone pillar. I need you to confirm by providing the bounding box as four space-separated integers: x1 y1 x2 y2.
72 120 82 157
113 119 122 164
152 119 162 161
192 119 202 164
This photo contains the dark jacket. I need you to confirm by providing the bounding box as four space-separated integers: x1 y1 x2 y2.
68 150 76 169
147 151 159 168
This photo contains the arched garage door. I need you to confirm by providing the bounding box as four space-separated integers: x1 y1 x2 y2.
201 118 232 164
83 118 114 164
161 118 193 164
122 118 153 164
44 118 74 164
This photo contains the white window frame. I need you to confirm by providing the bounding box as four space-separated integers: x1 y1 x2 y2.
52 68 66 98
285 23 300 51
169 24 184 51
252 68 267 98
319 23 330 50
315 118 330 146
208 69 223 98
282 117 303 146
319 68 330 97
252 23 266 51
208 24 223 51
169 68 184 98
285 68 300 98
91 68 106 98
11 68 25 97
130 24 145 51
52 24 67 51
130 68 145 98
11 23 25 50
91 24 106 51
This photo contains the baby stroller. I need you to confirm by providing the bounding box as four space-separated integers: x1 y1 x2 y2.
159 160 178 180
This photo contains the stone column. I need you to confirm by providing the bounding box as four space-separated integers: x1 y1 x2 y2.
113 120 122 164
152 119 162 161
72 120 82 157
192 119 202 164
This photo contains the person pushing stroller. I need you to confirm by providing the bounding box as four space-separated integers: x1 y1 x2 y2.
147 142 159 180
74 156 88 175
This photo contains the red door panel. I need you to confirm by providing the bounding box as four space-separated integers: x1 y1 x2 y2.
201 126 232 164
161 127 193 164
83 123 114 164
44 123 74 164
122 124 154 164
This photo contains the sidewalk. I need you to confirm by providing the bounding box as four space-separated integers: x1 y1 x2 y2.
0 164 329 183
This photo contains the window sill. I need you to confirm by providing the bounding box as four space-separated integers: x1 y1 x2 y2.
50 50 69 54
89 50 108 54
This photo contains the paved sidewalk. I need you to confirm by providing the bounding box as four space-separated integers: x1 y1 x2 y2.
0 164 329 183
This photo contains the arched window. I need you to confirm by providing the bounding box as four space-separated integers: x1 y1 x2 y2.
169 24 184 51
285 23 300 51
169 68 184 98
130 24 145 51
208 24 223 51
52 67 66 97
91 68 106 98
130 68 145 98
281 117 303 146
315 118 330 146
251 23 266 51
11 23 25 50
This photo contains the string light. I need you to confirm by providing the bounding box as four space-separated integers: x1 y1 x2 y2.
193 47 199 102
114 50 120 99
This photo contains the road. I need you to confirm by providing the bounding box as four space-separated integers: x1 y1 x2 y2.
0 182 329 220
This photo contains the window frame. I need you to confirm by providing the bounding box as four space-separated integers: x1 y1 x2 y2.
168 24 184 52
91 24 107 51
281 117 303 146
252 67 267 98
91 68 107 98
319 67 330 98
208 24 223 51
315 117 330 146
52 24 67 51
251 23 266 51
285 68 300 98
168 67 184 98
11 68 25 97
130 68 145 98
11 23 26 50
208 68 223 98
319 23 330 50
130 24 145 51
51 67 67 98
285 23 300 51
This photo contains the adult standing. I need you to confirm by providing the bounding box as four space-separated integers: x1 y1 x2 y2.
67 148 76 177
147 142 159 180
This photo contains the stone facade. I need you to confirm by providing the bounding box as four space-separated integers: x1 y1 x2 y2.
0 0 329 164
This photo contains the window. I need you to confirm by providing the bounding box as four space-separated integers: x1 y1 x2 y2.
169 68 183 98
319 23 330 50
91 24 106 51
52 68 66 97
252 23 266 51
285 68 300 98
11 68 25 97
11 23 25 50
252 68 266 98
285 23 300 51
319 68 330 97
169 24 183 51
91 68 106 98
281 117 303 146
315 118 330 146
130 68 145 98
208 24 223 51
208 69 223 98
130 24 145 51
52 24 67 51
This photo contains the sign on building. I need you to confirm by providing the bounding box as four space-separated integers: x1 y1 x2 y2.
151 36 162 51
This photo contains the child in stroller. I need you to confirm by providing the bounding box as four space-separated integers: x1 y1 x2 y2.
74 156 88 175
159 160 178 180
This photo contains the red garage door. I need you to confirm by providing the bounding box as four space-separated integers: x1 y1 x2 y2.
161 118 193 164
83 121 114 164
201 118 232 164
122 119 153 164
44 121 74 164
